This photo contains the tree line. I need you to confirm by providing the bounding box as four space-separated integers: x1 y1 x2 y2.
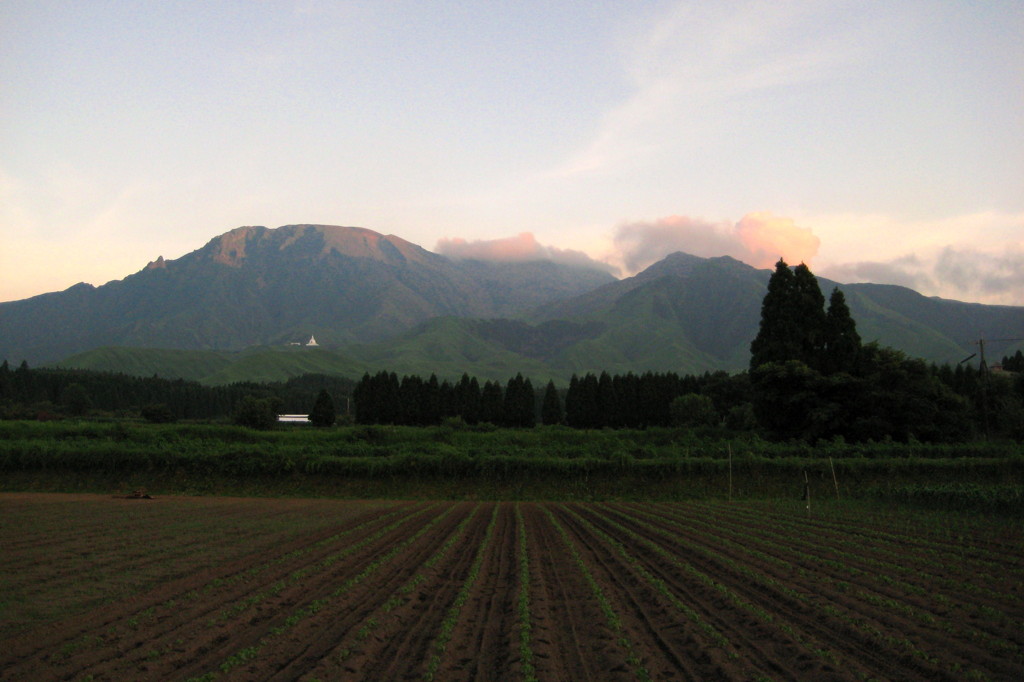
0 361 354 423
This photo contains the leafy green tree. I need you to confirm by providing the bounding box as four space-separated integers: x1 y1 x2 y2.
62 383 92 416
725 403 758 431
669 393 718 427
233 395 280 430
308 389 336 427
541 380 563 425
750 360 826 440
141 403 176 423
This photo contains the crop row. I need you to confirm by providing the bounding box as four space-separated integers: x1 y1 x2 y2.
1 497 1021 681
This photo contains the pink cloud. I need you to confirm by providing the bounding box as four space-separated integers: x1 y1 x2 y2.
613 211 820 273
435 232 620 274
735 212 821 269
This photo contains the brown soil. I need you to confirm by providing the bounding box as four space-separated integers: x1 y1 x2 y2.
1 494 1021 681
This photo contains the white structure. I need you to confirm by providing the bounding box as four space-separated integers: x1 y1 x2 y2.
307 335 318 347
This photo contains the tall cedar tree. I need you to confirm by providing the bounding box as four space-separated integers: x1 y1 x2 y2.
750 259 800 370
791 263 828 369
503 374 536 427
308 388 336 427
480 380 504 425
823 287 861 374
750 259 828 371
541 380 563 425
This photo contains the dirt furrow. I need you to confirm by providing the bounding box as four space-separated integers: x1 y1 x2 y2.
664 501 1024 646
560 503 840 682
432 502 520 681
520 503 633 682
0 503 421 681
152 503 447 682
700 501 1024 573
603 503 966 681
246 502 480 681
619 502 1024 675
323 502 496 681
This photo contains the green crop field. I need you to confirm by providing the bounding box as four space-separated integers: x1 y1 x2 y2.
1 421 1020 513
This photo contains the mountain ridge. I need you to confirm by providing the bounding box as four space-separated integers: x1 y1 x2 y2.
4 223 1023 381
0 224 616 365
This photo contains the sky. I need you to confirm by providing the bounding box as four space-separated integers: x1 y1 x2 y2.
2 0 1022 305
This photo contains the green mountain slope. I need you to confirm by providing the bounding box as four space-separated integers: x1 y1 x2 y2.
0 224 615 366
47 251 1024 384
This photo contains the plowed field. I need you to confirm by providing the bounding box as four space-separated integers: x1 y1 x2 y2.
1 493 1021 681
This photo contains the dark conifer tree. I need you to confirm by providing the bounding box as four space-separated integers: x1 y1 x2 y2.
479 380 504 425
597 371 617 428
565 374 581 427
424 374 442 425
750 259 799 370
461 375 482 424
438 379 456 419
352 372 374 423
823 287 861 374
579 373 600 428
0 360 12 402
516 375 536 427
308 389 336 427
614 373 639 428
379 372 401 424
791 263 828 369
541 380 563 425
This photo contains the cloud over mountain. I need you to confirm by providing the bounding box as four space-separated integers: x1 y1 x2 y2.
435 232 620 274
822 246 1024 306
612 211 820 274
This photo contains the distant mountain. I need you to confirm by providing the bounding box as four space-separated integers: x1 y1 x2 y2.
52 250 1024 385
527 252 1024 374
0 224 615 365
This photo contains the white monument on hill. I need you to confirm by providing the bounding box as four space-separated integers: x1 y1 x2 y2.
306 335 318 347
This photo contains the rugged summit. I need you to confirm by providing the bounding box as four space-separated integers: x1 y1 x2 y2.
0 224 615 364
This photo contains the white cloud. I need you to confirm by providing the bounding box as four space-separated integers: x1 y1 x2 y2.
811 211 1024 305
541 1 870 181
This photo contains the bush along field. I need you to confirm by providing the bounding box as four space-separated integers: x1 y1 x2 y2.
0 420 1020 513
1 497 1021 681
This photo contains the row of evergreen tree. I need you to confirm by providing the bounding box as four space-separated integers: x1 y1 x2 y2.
351 367 754 430
0 360 354 422
352 371 543 427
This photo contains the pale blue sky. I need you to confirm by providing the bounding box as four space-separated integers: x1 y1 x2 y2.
2 1 1022 304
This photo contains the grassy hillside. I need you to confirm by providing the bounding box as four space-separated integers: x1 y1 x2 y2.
55 347 233 382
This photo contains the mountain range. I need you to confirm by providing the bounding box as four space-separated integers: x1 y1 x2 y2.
2 224 1022 384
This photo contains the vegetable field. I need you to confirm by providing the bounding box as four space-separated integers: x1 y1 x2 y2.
1 494 1022 681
